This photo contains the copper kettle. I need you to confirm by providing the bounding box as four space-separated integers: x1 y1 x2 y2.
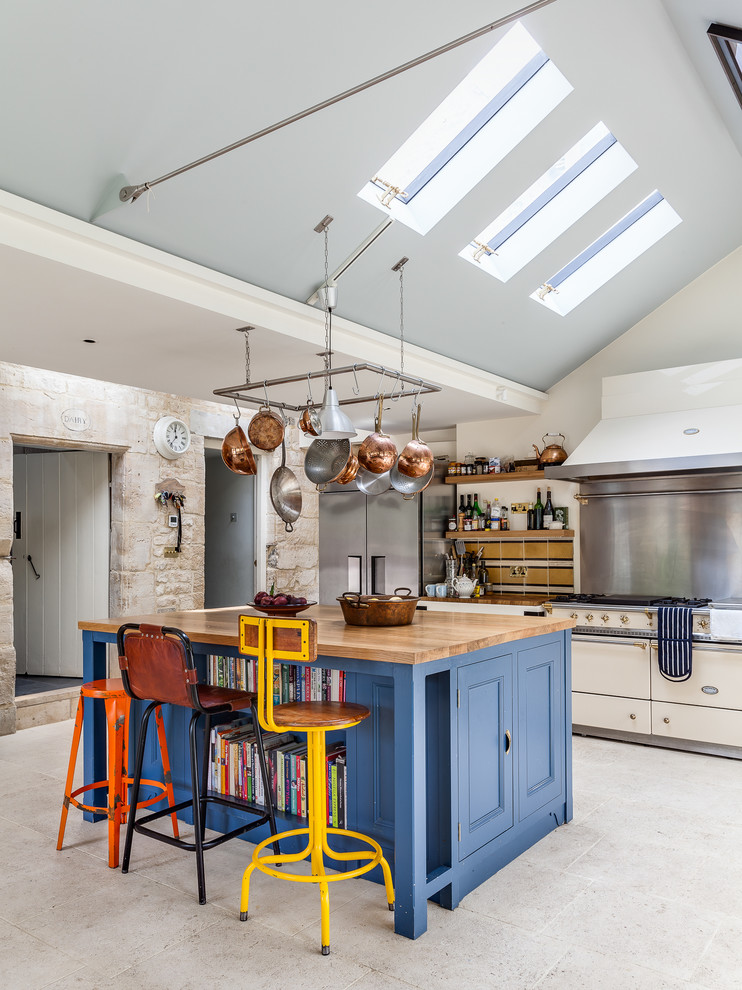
533 433 568 467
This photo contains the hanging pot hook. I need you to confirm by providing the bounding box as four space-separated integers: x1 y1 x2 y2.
374 368 386 399
232 397 242 424
351 364 360 396
262 380 271 408
389 373 401 402
306 372 315 407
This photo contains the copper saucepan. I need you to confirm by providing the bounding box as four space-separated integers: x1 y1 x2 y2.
221 414 257 476
358 395 397 475
397 405 434 479
335 450 359 485
248 403 285 451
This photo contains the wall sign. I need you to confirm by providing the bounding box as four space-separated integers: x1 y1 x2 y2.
61 409 91 432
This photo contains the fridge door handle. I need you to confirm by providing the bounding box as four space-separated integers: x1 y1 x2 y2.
371 556 386 595
348 555 363 595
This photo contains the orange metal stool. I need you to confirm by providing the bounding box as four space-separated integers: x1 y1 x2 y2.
56 677 178 868
238 616 394 955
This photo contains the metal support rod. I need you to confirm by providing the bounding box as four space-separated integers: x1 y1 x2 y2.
119 0 558 204
306 217 395 305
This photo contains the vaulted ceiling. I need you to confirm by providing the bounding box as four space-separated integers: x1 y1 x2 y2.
2 0 742 427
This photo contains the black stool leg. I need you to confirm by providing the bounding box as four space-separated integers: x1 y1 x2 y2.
121 700 159 874
252 700 281 860
200 713 212 846
189 710 207 905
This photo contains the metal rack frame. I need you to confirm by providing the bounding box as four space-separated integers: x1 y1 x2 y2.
213 362 441 412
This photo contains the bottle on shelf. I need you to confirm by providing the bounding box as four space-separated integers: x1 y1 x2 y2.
534 489 544 530
492 497 501 530
465 494 473 522
543 488 554 528
526 503 534 530
473 493 483 529
484 500 491 530
500 506 509 531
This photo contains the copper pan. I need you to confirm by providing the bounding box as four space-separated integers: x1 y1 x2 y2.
357 395 397 474
248 404 284 451
335 451 359 485
221 415 257 475
397 405 434 479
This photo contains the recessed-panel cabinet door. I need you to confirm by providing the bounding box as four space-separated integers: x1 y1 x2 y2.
517 641 564 820
458 654 513 860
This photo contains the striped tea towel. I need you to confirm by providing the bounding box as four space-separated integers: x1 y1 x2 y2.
656 606 693 682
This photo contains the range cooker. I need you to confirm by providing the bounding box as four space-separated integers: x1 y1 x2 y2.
546 594 714 642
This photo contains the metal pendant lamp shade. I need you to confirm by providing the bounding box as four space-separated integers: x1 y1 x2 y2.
318 387 356 439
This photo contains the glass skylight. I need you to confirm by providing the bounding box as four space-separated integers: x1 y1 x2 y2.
357 22 572 235
459 123 637 281
531 191 681 316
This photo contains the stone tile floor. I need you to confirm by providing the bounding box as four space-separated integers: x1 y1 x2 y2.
0 720 740 989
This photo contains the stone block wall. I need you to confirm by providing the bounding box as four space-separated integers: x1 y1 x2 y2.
0 362 319 734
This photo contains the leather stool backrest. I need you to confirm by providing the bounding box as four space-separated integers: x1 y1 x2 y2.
117 623 199 709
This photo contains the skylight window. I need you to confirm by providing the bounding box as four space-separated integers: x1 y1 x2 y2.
531 191 681 316
357 23 572 235
459 123 637 281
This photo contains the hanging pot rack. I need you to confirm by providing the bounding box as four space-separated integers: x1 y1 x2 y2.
213 362 440 412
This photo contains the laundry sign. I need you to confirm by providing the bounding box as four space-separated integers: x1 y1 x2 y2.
61 408 91 432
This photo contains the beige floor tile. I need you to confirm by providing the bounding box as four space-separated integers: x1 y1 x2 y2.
296 889 565 990
518 821 603 871
0 917 81 990
690 916 742 989
544 881 719 981
24 870 229 976
534 943 713 990
460 858 592 933
565 832 701 895
347 972 423 990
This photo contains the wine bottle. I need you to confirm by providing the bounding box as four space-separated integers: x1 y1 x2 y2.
465 494 473 521
473 493 483 530
458 494 466 515
543 488 554 528
534 489 544 530
526 503 534 530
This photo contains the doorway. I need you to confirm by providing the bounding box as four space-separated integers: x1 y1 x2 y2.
204 447 255 607
13 447 110 694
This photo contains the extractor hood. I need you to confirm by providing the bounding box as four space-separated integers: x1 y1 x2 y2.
546 404 742 481
544 360 742 482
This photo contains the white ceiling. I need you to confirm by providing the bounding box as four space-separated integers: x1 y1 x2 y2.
2 0 742 425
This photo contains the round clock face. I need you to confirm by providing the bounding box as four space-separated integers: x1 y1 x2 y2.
153 416 191 459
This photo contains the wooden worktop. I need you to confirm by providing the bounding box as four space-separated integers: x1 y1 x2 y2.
80 605 574 666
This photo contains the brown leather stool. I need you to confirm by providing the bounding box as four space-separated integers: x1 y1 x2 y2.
118 622 280 904
56 677 178 868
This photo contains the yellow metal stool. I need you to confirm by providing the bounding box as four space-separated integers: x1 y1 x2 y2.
238 615 394 955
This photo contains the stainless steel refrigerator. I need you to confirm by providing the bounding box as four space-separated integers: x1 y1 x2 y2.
318 462 454 603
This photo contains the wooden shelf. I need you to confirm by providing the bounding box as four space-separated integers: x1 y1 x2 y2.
444 470 545 484
446 530 574 540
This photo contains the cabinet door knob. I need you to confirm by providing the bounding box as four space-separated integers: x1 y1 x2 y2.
663 717 670 724
504 729 512 755
629 713 637 720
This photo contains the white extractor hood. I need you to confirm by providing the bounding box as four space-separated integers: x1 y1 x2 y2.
546 359 742 481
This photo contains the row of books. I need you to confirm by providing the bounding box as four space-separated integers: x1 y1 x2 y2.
208 655 346 704
208 719 348 827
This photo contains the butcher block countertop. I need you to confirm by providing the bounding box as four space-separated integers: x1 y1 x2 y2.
80 605 574 666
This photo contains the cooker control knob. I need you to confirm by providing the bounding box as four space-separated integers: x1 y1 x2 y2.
585 613 594 622
620 614 629 624
699 619 709 630
601 614 610 623
570 612 578 620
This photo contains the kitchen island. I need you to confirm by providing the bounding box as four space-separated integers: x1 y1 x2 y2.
79 606 574 938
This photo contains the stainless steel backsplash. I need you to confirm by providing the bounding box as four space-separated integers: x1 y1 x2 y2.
579 473 742 599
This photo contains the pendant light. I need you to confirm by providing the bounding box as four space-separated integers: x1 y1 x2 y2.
317 223 356 440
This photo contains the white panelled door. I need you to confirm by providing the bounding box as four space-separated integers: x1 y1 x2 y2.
13 451 109 677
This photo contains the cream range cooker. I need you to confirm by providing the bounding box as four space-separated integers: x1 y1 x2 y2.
545 594 742 758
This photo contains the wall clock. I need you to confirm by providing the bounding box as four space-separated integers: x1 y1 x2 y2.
153 416 191 459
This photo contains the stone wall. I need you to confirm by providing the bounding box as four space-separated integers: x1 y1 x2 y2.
0 361 319 734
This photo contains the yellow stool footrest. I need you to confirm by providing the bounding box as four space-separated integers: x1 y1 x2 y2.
249 826 385 884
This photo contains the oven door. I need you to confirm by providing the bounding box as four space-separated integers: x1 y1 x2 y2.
572 635 652 735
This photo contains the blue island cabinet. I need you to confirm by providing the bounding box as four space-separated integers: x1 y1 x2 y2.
80 608 572 940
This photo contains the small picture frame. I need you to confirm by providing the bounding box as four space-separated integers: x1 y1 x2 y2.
554 506 569 528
